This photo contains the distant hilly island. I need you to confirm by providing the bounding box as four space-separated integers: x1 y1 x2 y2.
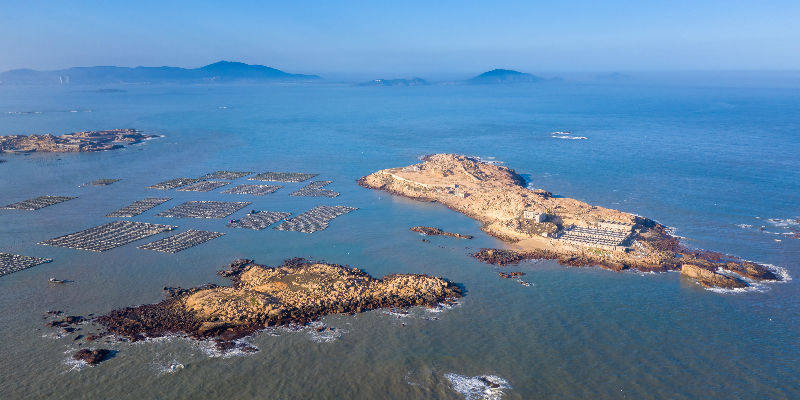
0 61 556 86
0 61 320 85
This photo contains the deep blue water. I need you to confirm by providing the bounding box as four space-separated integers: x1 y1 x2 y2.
0 82 798 399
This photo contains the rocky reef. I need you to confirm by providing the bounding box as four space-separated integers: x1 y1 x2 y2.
72 348 113 365
0 128 155 153
410 226 473 239
358 154 782 290
96 258 461 348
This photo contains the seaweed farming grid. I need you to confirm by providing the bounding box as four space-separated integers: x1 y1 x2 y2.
228 211 292 230
106 197 171 218
2 196 77 210
138 230 224 253
290 180 339 197
249 172 318 182
147 178 201 190
156 201 251 219
177 180 230 192
0 252 52 276
200 171 253 180
221 184 282 196
274 205 357 233
39 220 176 252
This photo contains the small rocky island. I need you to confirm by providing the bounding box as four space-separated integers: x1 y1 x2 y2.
96 258 461 348
0 128 155 153
359 154 783 289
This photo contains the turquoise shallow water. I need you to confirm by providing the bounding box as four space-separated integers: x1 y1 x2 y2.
0 82 798 399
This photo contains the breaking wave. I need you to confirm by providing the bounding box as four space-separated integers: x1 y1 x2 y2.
444 373 511 400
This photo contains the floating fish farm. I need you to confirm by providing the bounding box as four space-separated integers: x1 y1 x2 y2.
290 180 339 197
138 229 224 253
0 252 52 276
227 210 292 230
200 171 253 180
39 220 176 252
2 196 77 210
273 205 357 233
83 179 119 186
221 184 282 196
249 171 318 182
106 197 171 218
156 201 251 219
177 180 230 192
147 177 201 190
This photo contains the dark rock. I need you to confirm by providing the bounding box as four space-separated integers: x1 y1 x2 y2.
72 348 113 365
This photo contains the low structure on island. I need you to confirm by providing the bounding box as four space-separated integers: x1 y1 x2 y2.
358 154 783 290
0 129 156 153
95 258 461 349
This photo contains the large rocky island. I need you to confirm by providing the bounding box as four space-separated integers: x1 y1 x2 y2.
96 258 461 348
358 154 782 289
0 128 155 153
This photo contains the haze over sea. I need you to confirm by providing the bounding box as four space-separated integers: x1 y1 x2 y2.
0 76 798 399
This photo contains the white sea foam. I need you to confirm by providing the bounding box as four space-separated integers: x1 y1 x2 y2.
444 373 511 400
425 300 462 314
551 135 588 140
197 338 259 358
766 218 799 228
153 359 185 375
703 262 792 294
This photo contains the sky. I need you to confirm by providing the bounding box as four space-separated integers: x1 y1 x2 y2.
0 0 797 78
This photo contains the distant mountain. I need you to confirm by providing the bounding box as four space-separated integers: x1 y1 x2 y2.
467 69 544 84
357 77 428 87
0 61 320 85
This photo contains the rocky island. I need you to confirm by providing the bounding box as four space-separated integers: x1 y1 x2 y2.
0 128 155 153
358 154 783 289
96 258 461 348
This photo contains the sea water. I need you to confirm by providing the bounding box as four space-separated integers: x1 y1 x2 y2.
0 80 798 399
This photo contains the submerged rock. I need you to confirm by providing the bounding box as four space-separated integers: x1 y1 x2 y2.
410 226 473 239
681 264 748 289
72 348 113 365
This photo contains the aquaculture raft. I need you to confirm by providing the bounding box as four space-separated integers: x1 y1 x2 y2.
82 179 119 186
274 205 357 233
200 171 253 180
39 220 176 252
106 197 171 218
249 171 317 182
156 201 251 219
221 184 282 196
177 180 230 192
0 252 52 276
290 180 339 197
138 230 224 253
2 196 77 210
228 210 291 230
147 178 201 190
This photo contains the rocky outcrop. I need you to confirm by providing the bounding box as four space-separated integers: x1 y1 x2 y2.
681 264 748 289
72 348 113 365
97 258 461 348
359 154 782 289
0 129 155 153
410 226 473 239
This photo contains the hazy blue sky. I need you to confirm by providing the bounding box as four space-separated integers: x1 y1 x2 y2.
1 0 797 76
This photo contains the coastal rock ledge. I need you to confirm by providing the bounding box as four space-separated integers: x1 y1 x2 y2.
96 258 461 348
358 154 783 290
